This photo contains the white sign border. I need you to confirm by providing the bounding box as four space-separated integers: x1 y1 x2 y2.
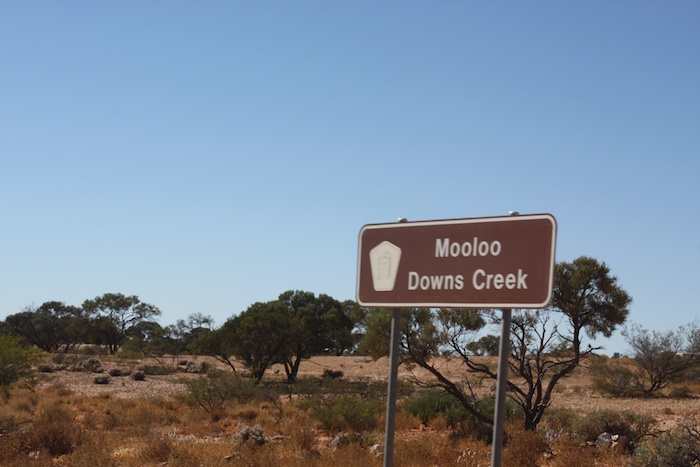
356 213 557 309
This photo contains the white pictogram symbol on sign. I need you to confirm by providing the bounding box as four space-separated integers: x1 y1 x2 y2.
369 241 401 291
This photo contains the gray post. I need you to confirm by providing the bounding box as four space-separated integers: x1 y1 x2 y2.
384 308 402 467
491 308 512 467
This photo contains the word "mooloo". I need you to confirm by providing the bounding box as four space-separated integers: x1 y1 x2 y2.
435 238 501 258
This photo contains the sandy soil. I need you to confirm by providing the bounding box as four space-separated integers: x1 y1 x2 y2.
37 355 700 431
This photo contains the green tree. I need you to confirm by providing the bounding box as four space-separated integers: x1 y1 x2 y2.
359 256 632 431
4 302 84 352
0 334 36 388
467 334 500 356
622 322 700 397
359 307 494 426
277 290 354 383
483 256 632 430
191 323 239 372
229 301 292 383
82 293 161 354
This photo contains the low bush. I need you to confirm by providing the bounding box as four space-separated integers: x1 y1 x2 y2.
0 334 36 388
302 394 382 433
572 409 656 447
93 375 110 385
630 414 700 466
32 404 83 456
590 358 642 397
404 388 467 426
132 370 146 381
141 365 173 376
502 428 548 467
180 370 258 414
71 358 102 373
235 424 267 446
404 389 520 440
323 369 344 379
38 363 57 373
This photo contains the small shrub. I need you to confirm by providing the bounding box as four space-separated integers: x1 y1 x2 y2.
502 428 548 467
50 353 65 365
32 404 82 456
404 389 466 426
630 415 700 466
132 370 146 381
93 375 110 385
0 334 36 387
304 394 381 433
108 367 123 377
71 358 102 373
323 369 344 379
38 363 57 373
137 433 173 463
668 384 694 398
79 345 102 356
141 365 172 376
181 370 258 414
573 410 656 447
404 389 519 440
235 424 266 446
185 361 209 374
590 357 639 397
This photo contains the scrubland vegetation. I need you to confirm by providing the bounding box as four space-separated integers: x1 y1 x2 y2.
2 256 700 465
1 350 700 466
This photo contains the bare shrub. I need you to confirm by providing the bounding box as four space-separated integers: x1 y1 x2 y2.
137 433 173 463
502 428 548 467
32 404 82 456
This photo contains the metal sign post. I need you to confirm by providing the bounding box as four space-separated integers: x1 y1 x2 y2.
491 308 511 467
383 308 402 467
357 214 557 467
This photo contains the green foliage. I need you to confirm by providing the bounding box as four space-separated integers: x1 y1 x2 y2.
229 301 291 382
277 290 354 382
622 322 700 397
630 415 700 466
590 357 641 397
322 369 343 379
3 302 85 353
93 375 110 384
551 256 632 340
190 326 238 372
292 374 413 402
467 334 500 356
181 370 259 414
0 334 36 388
404 389 520 440
355 308 392 358
572 409 656 446
404 388 469 426
303 394 382 433
140 364 174 376
82 293 161 354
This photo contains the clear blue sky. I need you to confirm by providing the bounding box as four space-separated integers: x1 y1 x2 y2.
2 2 698 355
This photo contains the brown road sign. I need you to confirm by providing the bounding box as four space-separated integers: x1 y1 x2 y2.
356 214 557 308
